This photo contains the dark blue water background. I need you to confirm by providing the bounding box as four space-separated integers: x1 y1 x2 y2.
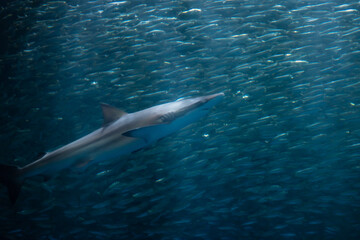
1 0 360 239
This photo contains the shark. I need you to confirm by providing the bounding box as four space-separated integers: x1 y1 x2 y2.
0 92 224 204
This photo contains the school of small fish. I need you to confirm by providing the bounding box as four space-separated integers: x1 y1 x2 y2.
0 0 359 239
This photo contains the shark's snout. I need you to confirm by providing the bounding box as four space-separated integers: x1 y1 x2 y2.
202 92 224 107
208 92 225 99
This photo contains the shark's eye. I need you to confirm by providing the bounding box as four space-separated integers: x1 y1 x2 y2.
159 112 175 123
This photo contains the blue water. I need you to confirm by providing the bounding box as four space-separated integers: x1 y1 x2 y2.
1 0 360 239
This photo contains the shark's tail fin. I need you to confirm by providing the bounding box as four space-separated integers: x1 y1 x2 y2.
0 164 22 204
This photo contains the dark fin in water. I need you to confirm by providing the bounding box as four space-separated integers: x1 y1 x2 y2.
0 164 22 204
40 174 51 182
123 124 168 143
75 157 92 169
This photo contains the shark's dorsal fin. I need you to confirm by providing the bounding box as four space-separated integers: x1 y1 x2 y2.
101 103 127 126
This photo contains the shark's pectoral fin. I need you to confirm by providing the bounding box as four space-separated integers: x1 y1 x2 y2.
75 157 92 169
123 124 169 143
